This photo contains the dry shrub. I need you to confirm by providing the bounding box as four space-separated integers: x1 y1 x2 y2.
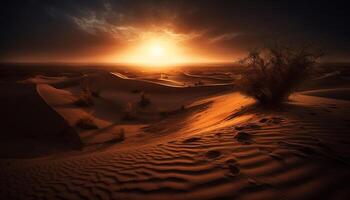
73 92 93 107
122 103 136 121
238 43 322 106
75 117 98 129
74 76 101 107
138 92 151 107
73 77 95 107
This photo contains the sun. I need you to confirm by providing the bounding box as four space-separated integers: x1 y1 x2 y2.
114 33 192 67
149 44 164 58
106 29 220 67
143 38 172 62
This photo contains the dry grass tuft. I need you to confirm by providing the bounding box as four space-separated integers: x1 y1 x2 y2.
73 92 94 107
122 103 137 121
73 76 101 106
138 92 151 107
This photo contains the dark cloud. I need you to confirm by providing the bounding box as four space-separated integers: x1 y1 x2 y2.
1 0 349 62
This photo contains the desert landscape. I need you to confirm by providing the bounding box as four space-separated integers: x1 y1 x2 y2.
1 1 350 199
1 61 350 199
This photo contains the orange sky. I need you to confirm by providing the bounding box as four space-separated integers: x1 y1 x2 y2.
2 1 350 64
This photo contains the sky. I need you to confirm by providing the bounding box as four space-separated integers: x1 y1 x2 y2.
1 0 350 63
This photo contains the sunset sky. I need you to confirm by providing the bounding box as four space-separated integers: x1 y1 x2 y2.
1 0 350 63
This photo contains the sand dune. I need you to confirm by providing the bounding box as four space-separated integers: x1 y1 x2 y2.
300 88 350 101
1 69 350 199
36 72 233 147
0 83 81 158
299 70 350 91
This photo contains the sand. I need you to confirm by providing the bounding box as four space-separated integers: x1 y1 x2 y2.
1 66 350 199
0 83 81 158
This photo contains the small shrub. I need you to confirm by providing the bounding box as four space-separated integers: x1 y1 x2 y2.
138 92 151 107
73 92 93 107
122 103 136 121
75 117 98 129
73 77 95 107
238 43 322 106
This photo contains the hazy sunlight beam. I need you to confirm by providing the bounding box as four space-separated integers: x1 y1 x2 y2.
109 31 203 67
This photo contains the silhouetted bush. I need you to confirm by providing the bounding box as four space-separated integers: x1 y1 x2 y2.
238 43 322 106
122 103 136 121
73 92 94 107
73 77 95 106
138 92 151 107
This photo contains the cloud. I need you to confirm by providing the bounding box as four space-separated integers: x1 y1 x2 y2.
103 0 112 11
72 13 106 35
70 9 202 43
209 33 241 44
70 14 133 40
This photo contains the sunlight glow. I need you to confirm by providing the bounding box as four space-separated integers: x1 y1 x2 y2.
149 44 164 58
111 31 199 67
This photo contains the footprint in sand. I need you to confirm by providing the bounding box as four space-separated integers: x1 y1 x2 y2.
183 137 201 143
235 123 260 131
271 117 283 124
259 118 269 123
235 131 252 144
269 153 284 161
206 150 221 159
259 117 284 124
259 147 273 153
240 180 271 193
215 132 224 137
226 159 240 175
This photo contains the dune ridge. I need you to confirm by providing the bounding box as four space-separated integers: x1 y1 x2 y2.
0 83 81 158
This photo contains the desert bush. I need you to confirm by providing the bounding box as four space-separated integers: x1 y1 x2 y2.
75 117 98 129
73 77 95 107
138 92 151 107
73 91 94 107
238 43 322 106
122 103 136 121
